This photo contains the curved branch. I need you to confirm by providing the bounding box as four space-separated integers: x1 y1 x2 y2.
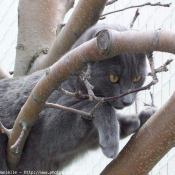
7 29 175 170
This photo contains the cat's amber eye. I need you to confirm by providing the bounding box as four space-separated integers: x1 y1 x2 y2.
133 75 141 83
109 75 119 83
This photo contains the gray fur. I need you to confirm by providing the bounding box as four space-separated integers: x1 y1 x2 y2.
0 24 155 173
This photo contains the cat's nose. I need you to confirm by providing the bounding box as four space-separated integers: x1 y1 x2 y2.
121 94 133 106
122 100 132 106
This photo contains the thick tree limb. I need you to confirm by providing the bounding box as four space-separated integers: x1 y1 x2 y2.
144 92 156 107
101 91 175 175
14 0 64 76
56 0 75 35
6 29 175 170
29 0 108 73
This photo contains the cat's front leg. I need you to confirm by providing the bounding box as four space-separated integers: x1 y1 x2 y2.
118 106 157 138
138 106 157 127
92 104 119 158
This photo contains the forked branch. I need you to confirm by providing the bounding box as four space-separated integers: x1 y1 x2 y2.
148 58 173 76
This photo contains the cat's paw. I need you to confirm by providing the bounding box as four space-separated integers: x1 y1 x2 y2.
138 107 157 127
100 136 119 158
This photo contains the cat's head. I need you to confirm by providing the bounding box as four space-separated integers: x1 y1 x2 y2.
89 53 147 109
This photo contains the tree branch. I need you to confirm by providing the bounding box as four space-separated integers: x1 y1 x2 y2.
29 0 108 73
106 0 118 6
45 102 94 120
6 28 175 170
101 2 171 18
101 91 175 175
14 0 63 76
104 81 156 102
148 58 173 76
147 52 158 83
130 8 140 28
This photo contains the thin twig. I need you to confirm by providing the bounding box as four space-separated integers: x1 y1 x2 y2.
135 95 139 114
45 102 94 120
106 0 118 6
0 121 11 138
148 59 173 76
81 63 101 101
147 52 158 83
101 2 171 17
90 100 103 115
104 80 156 102
58 86 85 99
144 91 156 107
58 86 76 97
130 8 140 28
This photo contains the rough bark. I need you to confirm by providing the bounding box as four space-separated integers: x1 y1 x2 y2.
14 0 69 76
29 0 108 73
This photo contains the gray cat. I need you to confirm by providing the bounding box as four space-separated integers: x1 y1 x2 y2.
0 24 156 173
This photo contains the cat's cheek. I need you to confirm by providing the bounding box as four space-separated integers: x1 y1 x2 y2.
100 137 119 158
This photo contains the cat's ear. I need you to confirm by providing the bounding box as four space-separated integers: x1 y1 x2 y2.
138 107 157 127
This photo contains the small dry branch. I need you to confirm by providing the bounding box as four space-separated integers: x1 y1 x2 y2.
130 8 140 28
148 58 173 76
101 2 171 17
80 63 102 101
106 0 118 6
104 80 156 102
144 91 156 107
45 102 94 120
147 52 158 83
